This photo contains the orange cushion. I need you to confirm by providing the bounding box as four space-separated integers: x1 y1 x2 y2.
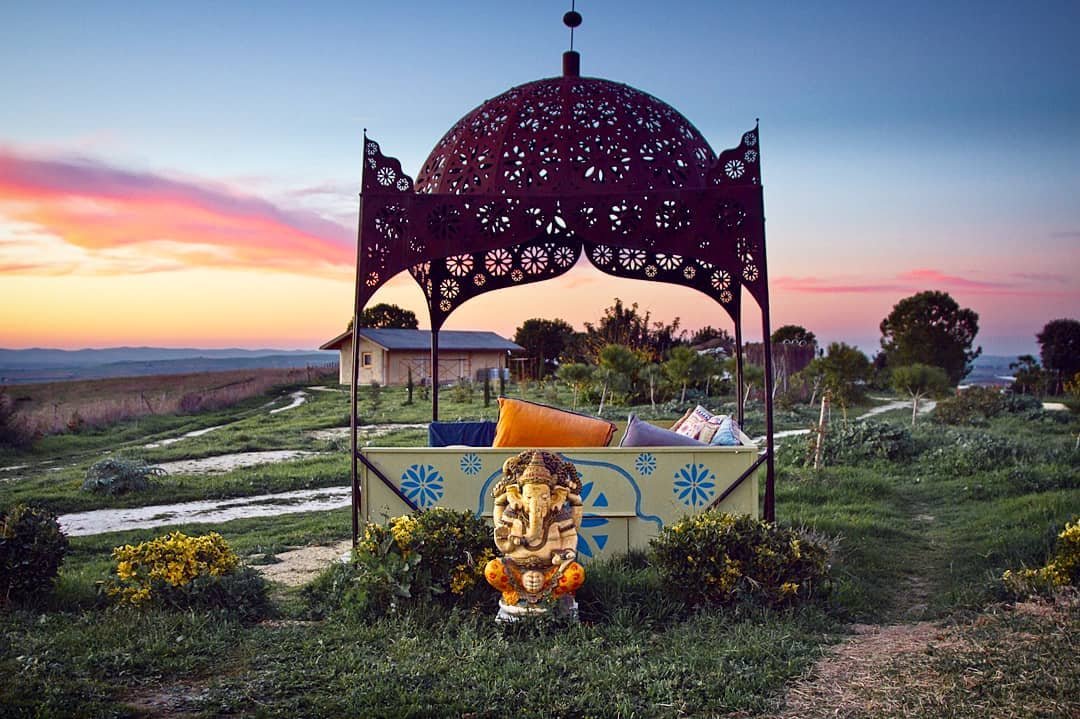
492 397 617 448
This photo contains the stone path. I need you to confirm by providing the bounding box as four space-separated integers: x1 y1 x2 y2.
269 389 309 414
156 450 320 475
59 486 352 537
143 425 224 449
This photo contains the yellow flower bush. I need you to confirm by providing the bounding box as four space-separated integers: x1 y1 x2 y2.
309 508 494 619
651 511 832 607
1003 519 1080 596
107 531 267 617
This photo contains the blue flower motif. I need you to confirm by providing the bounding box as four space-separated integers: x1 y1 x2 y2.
459 453 482 476
401 464 444 508
673 462 717 509
635 453 656 476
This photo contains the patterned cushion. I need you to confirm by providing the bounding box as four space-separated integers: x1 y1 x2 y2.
620 413 706 447
673 405 714 438
492 397 617 447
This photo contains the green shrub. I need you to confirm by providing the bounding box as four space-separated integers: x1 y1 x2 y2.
106 531 270 621
1 504 69 606
780 419 915 467
1002 518 1080 596
307 508 495 619
1003 393 1043 414
919 427 1029 476
934 387 1005 425
82 457 166 495
650 512 832 608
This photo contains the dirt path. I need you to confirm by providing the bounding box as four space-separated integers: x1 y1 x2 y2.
255 539 353 586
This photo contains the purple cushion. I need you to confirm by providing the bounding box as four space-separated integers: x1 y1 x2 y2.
620 414 706 447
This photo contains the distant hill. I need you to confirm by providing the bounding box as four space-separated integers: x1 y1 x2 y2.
0 347 337 384
963 355 1020 387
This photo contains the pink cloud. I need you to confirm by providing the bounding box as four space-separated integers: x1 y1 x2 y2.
0 147 354 276
897 268 1009 290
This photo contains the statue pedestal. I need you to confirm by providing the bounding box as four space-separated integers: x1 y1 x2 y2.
495 596 579 623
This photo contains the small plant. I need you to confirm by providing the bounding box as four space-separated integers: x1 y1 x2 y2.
0 504 69 606
781 419 915 467
650 511 832 608
307 508 494 619
368 380 383 414
106 531 269 619
1002 518 1080 596
0 389 35 448
451 378 474 403
82 457 166 495
934 386 1006 425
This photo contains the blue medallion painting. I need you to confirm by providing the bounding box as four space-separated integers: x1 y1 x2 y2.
400 464 445 508
673 462 717 509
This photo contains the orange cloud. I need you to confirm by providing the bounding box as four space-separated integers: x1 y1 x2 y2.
0 148 354 277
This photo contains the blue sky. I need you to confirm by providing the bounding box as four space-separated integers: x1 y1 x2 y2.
2 1 1077 354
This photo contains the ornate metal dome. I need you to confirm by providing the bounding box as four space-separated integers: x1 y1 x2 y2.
414 76 717 195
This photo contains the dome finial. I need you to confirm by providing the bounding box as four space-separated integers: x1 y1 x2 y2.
562 1 582 77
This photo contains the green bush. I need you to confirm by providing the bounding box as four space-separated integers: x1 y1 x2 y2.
934 387 1005 425
307 508 495 619
780 419 915 467
1003 393 1043 414
918 427 1029 476
1 504 69 606
82 457 166 495
650 512 832 608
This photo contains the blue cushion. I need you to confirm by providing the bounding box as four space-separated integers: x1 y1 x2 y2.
428 421 496 447
707 415 742 446
619 413 706 447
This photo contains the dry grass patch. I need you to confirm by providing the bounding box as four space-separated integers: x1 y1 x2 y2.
774 591 1080 718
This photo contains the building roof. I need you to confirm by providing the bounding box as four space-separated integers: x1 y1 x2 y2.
320 328 522 352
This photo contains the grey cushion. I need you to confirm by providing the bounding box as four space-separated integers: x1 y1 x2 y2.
619 413 706 447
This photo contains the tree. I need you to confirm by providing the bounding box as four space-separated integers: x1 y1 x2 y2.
879 291 981 385
1009 355 1049 396
891 364 951 426
1037 318 1080 395
597 343 643 406
663 346 708 404
808 342 871 419
351 303 419 330
640 363 664 412
513 318 576 378
771 324 817 349
556 363 593 411
584 298 685 361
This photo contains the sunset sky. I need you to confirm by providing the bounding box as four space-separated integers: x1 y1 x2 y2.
2 1 1077 357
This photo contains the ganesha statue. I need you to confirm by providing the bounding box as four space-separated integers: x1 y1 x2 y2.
484 449 585 619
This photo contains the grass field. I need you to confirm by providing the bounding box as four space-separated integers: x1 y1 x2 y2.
1 376 1078 717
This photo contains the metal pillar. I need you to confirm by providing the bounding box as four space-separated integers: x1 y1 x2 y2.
430 329 440 422
349 196 364 548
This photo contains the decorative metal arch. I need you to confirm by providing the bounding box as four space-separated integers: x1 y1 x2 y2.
349 59 776 527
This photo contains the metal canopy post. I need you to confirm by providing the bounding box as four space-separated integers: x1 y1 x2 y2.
431 328 440 422
349 195 364 548
734 315 745 426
